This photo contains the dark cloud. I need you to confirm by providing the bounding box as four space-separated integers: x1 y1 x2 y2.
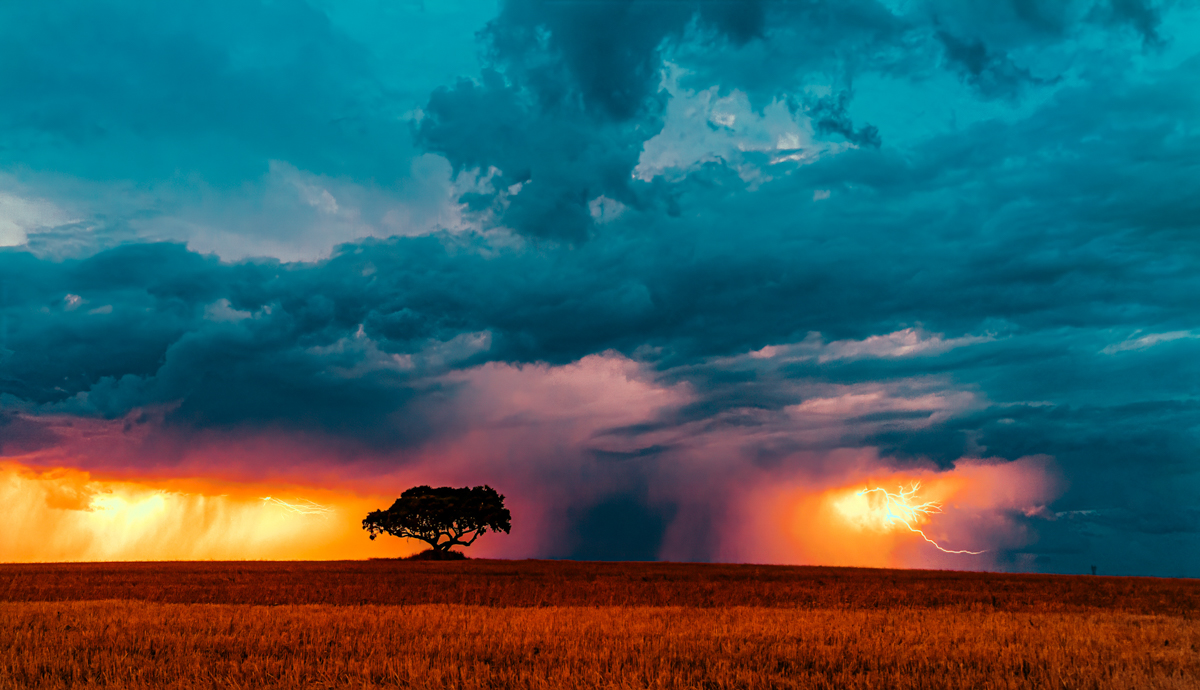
415 0 775 241
1106 0 1164 44
802 91 883 148
567 494 678 561
417 70 647 241
935 29 1056 98
485 0 767 121
0 412 59 455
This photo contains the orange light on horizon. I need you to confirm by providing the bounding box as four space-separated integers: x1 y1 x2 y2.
835 483 985 555
778 472 978 568
0 461 416 562
721 456 1060 568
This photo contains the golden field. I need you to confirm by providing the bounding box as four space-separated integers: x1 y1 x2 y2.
1 561 1197 689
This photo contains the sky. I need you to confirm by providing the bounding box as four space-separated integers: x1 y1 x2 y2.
1 0 1198 574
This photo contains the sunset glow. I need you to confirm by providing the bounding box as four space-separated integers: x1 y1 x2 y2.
837 484 985 555
0 462 412 562
719 456 1059 569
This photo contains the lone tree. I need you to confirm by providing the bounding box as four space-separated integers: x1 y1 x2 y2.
363 485 511 557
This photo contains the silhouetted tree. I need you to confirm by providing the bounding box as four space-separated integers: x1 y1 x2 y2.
363 485 511 555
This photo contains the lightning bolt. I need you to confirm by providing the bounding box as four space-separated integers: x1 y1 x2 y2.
858 483 985 555
261 496 334 517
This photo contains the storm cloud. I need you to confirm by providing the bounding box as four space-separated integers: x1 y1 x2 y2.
1 0 1198 571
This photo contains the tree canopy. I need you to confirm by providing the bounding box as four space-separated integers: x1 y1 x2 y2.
362 485 511 554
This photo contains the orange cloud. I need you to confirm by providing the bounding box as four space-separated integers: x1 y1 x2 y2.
721 455 1063 570
0 462 415 562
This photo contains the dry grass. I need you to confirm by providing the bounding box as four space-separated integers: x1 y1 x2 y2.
2 560 1197 613
1 561 1198 688
2 601 1198 689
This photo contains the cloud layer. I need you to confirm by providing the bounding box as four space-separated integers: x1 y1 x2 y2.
1 0 1198 573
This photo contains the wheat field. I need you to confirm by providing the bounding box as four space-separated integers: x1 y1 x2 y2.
1 561 1197 689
